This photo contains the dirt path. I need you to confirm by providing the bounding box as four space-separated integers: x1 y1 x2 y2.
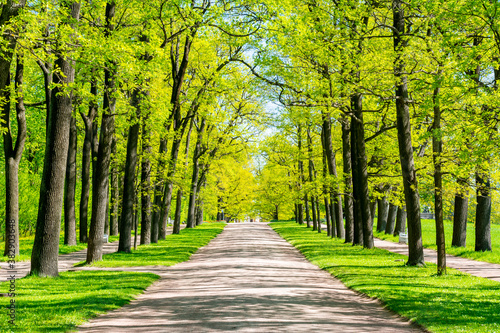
78 223 422 333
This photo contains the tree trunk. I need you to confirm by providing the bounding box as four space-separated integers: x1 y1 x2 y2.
79 76 97 243
452 185 468 247
310 196 317 231
307 126 317 231
305 194 311 228
140 114 152 245
385 203 398 235
376 196 389 232
341 116 354 243
118 88 142 253
151 138 167 243
31 2 81 276
86 2 115 264
351 94 372 248
316 198 321 233
324 196 332 237
159 136 183 239
321 134 331 237
350 117 363 246
196 185 204 226
393 0 424 265
330 192 337 238
321 112 344 237
109 136 119 236
2 56 27 257
173 189 182 233
475 172 492 251
370 198 377 227
432 85 446 274
394 205 407 236
64 115 77 246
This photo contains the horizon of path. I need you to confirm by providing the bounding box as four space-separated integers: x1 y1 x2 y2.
78 222 423 332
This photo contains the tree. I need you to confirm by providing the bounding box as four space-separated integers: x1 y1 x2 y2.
31 1 81 276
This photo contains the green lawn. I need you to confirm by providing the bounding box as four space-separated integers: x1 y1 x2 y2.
0 235 87 262
0 271 159 333
271 221 500 333
80 222 226 267
0 222 225 332
0 228 147 263
374 219 500 264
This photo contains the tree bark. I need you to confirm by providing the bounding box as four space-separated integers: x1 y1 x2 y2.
305 194 311 228
385 203 398 235
307 126 317 231
310 196 317 231
109 136 119 236
151 138 167 243
64 115 77 246
321 113 344 237
315 197 321 233
79 75 98 243
393 0 424 265
350 116 363 246
432 85 446 274
351 94 372 248
341 116 353 242
140 115 152 245
324 196 332 237
475 172 492 251
394 205 407 236
118 87 142 253
376 196 389 232
86 2 116 263
187 119 204 229
321 132 331 237
452 184 468 247
159 137 182 238
2 56 27 257
31 2 80 276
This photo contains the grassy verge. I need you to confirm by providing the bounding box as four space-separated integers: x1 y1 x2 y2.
374 219 500 264
0 227 151 263
0 235 87 262
271 221 500 333
0 271 159 332
81 222 226 267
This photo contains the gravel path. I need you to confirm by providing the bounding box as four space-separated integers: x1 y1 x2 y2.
78 223 423 333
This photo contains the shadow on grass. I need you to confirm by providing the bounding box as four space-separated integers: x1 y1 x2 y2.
83 223 226 268
0 234 87 262
0 270 159 332
271 222 500 333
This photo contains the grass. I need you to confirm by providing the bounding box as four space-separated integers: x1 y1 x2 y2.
271 221 500 333
0 270 160 333
0 234 87 262
374 219 500 264
0 227 149 263
80 222 226 267
0 222 224 332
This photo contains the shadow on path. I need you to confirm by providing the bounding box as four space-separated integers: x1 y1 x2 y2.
78 223 423 333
